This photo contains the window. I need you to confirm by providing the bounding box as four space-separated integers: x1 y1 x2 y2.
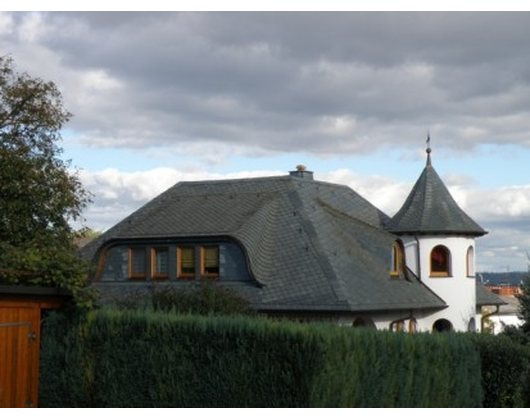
352 317 376 329
151 247 169 278
430 245 451 277
390 241 405 276
177 246 196 278
432 318 453 332
391 320 405 332
129 247 146 279
466 246 475 277
467 318 476 332
408 318 418 334
201 246 220 277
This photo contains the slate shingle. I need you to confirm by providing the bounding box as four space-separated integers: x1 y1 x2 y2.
388 161 486 236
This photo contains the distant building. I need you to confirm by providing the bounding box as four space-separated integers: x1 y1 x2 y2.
483 285 523 334
81 147 504 332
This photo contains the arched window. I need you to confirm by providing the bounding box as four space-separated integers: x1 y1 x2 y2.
430 245 451 277
352 317 376 329
390 240 405 276
390 320 405 332
432 318 453 332
467 318 476 332
466 246 475 277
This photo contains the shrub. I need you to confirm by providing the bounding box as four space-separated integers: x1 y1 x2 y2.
469 333 530 407
110 280 255 316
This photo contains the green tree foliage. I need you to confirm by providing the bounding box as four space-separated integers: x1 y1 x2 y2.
517 272 530 333
0 55 93 305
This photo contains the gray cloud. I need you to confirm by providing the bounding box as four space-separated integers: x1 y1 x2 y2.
4 12 530 157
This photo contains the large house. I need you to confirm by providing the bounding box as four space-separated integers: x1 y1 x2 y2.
81 148 505 332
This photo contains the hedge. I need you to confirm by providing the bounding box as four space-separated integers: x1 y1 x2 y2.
40 309 484 407
468 333 530 407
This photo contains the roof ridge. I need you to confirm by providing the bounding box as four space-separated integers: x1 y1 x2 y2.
317 198 395 238
178 174 290 186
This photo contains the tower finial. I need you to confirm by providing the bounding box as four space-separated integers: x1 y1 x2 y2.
426 132 432 166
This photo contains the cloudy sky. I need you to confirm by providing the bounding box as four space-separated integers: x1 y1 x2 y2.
3 11 530 272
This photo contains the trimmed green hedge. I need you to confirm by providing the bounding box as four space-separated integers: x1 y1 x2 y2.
40 310 484 407
469 333 530 407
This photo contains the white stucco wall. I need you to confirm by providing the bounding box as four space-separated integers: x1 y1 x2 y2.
488 314 523 334
400 235 477 332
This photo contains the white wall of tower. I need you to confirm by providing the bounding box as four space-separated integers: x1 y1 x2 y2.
400 235 477 332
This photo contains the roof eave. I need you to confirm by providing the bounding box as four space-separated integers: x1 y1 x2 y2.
255 301 448 313
388 229 488 237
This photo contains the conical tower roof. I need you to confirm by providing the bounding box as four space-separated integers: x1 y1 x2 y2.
389 149 486 237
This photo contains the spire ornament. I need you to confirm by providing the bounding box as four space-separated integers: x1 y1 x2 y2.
426 133 432 167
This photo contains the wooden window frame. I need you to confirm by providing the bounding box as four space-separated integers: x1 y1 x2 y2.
390 241 404 277
128 247 146 279
200 246 220 278
430 245 451 277
151 247 170 279
177 246 196 279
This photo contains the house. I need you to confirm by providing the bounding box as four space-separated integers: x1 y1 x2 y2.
81 148 505 332
481 285 523 334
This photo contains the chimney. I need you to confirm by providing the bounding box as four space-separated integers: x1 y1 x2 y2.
289 164 313 180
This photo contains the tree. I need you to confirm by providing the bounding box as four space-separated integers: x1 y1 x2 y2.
516 272 530 334
0 55 93 306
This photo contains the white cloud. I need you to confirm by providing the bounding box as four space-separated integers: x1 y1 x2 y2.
17 12 46 43
0 12 14 35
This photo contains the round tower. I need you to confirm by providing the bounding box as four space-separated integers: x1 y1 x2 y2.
388 144 487 332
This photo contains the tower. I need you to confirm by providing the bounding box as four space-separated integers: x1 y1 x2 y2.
389 144 487 332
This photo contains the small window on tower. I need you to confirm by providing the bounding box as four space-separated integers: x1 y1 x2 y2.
430 245 451 277
466 246 475 277
390 241 405 277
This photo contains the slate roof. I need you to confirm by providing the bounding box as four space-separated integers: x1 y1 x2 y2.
83 173 446 313
389 156 487 236
476 283 508 307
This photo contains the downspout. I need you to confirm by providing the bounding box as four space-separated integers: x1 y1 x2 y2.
414 235 421 280
481 305 500 333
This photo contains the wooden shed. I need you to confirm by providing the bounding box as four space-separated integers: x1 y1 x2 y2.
0 285 69 408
